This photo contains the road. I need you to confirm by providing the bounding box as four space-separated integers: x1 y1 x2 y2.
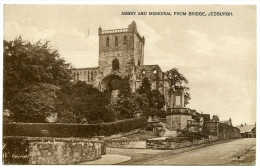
107 138 256 165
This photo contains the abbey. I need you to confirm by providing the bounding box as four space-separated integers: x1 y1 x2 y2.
72 21 171 108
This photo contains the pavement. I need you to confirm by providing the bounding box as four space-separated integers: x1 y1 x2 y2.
79 154 131 165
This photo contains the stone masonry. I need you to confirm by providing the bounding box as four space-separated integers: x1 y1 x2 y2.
72 21 171 106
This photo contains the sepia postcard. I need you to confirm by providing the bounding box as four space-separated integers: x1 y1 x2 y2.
1 1 258 166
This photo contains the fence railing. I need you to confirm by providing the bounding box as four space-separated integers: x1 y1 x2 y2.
166 108 190 115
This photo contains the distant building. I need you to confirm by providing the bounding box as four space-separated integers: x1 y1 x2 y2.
219 118 232 126
236 125 256 138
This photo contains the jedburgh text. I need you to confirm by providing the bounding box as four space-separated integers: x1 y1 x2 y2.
208 12 233 16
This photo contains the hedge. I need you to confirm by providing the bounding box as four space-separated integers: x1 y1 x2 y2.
3 117 147 137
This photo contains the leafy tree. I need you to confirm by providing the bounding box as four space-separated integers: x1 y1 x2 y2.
136 77 151 94
9 83 59 123
131 92 148 111
56 81 113 123
117 77 132 98
136 78 165 110
147 90 165 109
166 68 191 106
3 36 72 110
113 95 138 119
135 78 165 118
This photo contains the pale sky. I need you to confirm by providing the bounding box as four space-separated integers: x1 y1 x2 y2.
3 5 257 126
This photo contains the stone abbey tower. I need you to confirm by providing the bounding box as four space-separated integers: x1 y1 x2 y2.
72 21 171 107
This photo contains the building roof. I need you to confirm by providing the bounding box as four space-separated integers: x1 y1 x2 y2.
236 125 256 133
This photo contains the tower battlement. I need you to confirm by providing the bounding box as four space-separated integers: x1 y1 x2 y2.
98 21 145 45
99 28 129 35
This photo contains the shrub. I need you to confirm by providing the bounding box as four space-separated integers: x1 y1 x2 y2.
3 117 147 137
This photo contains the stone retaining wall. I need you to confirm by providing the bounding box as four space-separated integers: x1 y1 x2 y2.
106 139 132 148
28 140 101 164
146 136 219 150
3 137 103 165
204 122 240 140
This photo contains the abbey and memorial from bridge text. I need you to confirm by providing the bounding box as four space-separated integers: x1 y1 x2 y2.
121 11 233 16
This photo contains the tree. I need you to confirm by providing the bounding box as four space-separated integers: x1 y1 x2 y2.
9 83 59 123
136 77 151 94
166 68 191 106
137 78 165 110
131 92 148 111
147 90 165 109
3 37 72 110
113 96 138 119
56 81 111 123
116 77 132 99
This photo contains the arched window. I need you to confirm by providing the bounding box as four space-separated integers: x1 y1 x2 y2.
141 70 146 79
153 69 158 80
137 60 140 66
106 37 109 47
115 36 118 47
112 59 119 70
124 36 127 45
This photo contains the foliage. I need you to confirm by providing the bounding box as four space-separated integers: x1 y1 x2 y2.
131 92 148 111
112 96 139 119
56 81 111 123
56 109 75 123
136 77 165 111
142 108 166 118
8 83 59 123
3 37 72 110
3 117 147 137
113 82 165 119
147 90 165 109
155 109 167 118
136 77 151 94
166 68 191 106
119 77 132 98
